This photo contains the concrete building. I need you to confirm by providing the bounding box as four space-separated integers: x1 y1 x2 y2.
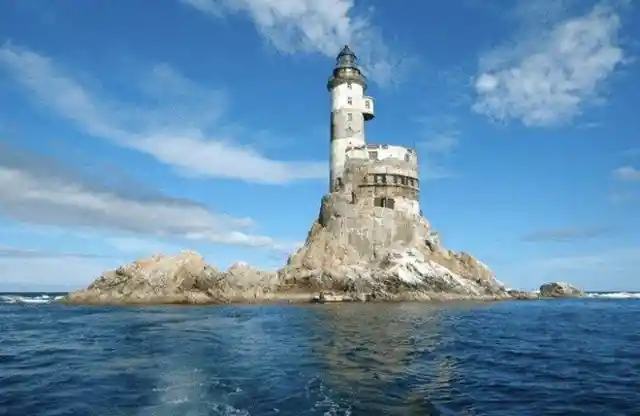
327 45 421 216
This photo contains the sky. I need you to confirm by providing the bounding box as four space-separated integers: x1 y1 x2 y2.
0 0 638 292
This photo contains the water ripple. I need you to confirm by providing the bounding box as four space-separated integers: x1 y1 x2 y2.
1 300 639 415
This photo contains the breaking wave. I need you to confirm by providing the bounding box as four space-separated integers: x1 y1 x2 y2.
0 293 65 304
586 292 640 299
1 292 640 304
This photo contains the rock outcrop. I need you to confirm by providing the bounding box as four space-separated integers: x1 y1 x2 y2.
65 190 536 305
539 282 584 298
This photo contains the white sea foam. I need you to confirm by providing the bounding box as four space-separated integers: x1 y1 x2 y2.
0 294 64 304
587 292 640 299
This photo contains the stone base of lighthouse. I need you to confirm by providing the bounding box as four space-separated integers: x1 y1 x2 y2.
278 190 508 300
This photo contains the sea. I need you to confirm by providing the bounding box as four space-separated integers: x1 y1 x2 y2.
1 293 639 416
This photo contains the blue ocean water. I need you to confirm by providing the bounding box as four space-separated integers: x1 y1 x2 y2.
1 295 639 415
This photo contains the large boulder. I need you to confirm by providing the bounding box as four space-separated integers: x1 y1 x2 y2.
539 282 584 298
65 251 280 305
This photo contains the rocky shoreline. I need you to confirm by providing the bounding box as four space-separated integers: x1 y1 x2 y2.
62 191 585 306
61 251 584 306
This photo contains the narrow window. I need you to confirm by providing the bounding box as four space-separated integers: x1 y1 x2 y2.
401 176 408 185
394 175 400 184
347 97 353 105
347 113 353 121
347 82 352 89
386 198 395 209
365 100 370 109
404 153 410 162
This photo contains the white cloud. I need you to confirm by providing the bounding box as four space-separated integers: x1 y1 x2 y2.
533 247 640 272
179 0 408 85
613 165 640 181
0 256 117 291
508 246 640 291
421 134 459 155
103 236 183 256
472 4 625 126
609 191 638 203
521 226 611 242
0 158 292 251
0 43 326 184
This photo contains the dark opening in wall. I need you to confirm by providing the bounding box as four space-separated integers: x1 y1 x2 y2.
374 197 395 209
385 197 395 209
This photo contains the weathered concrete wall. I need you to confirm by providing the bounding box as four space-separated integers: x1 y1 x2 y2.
316 192 430 262
342 157 421 216
330 81 368 190
345 145 418 167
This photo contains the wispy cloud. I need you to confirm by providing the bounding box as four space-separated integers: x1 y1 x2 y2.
521 226 612 242
472 3 626 126
622 148 640 157
0 43 325 184
413 115 461 179
532 246 640 272
420 134 459 155
609 190 638 203
179 0 411 85
612 165 640 181
0 143 294 251
0 245 115 259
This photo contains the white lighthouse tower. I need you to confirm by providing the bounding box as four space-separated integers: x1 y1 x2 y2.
327 45 375 191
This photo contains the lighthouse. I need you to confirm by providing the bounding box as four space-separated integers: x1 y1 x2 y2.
327 45 375 191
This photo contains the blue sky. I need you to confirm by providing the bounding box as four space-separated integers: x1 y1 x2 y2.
0 0 638 292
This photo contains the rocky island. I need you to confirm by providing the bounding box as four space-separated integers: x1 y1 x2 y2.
64 46 581 305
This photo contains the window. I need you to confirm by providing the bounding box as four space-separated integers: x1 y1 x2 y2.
346 126 353 134
375 174 384 184
374 197 394 209
347 113 353 121
385 198 395 209
369 151 378 160
347 82 352 89
401 176 408 185
347 97 353 105
365 100 370 109
404 153 410 162
394 175 400 184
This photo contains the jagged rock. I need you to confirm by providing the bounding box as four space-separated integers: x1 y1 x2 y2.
539 282 585 298
275 191 511 302
64 251 281 305
64 192 581 305
508 289 539 300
